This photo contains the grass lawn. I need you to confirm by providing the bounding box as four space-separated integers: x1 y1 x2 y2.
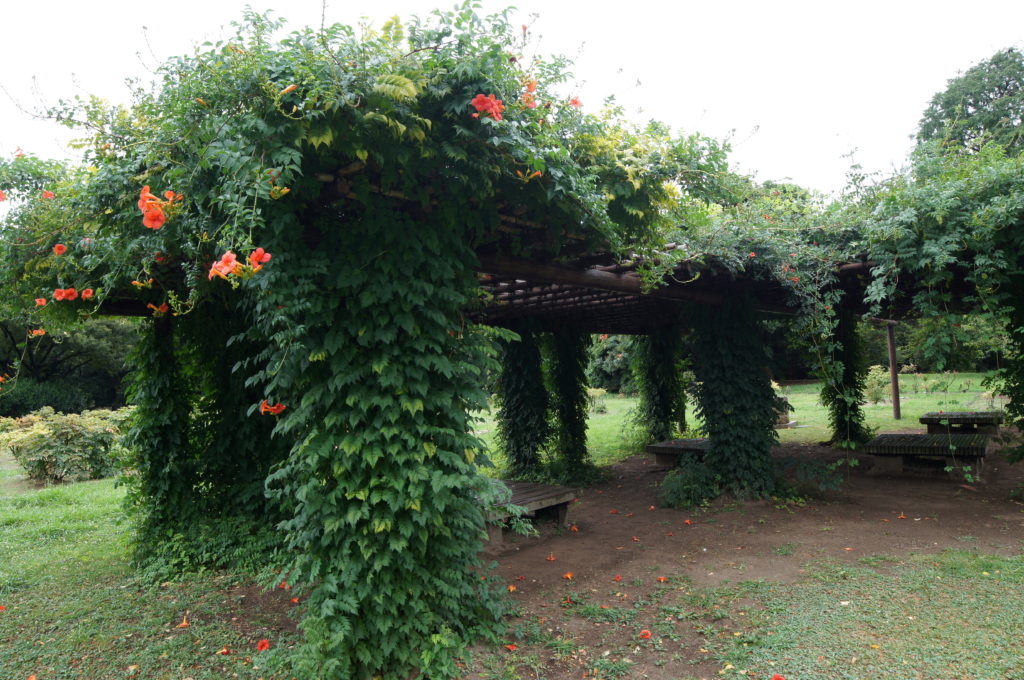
1 372 1019 679
0 454 299 679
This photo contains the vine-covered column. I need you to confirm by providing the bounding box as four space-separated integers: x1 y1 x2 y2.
632 324 687 443
123 317 197 557
262 199 507 678
495 321 549 476
999 275 1024 461
689 300 777 497
547 329 594 481
820 308 872 448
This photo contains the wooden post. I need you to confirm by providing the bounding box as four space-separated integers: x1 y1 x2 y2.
887 323 901 420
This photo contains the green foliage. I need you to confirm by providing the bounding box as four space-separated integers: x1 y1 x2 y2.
495 323 550 476
587 334 635 393
630 324 687 443
1 406 130 483
0 377 94 417
657 460 720 509
918 47 1024 154
819 310 873 449
688 299 778 498
545 330 596 483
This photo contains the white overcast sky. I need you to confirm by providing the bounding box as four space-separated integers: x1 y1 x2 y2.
2 0 1022 195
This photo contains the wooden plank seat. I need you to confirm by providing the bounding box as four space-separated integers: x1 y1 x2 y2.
484 480 577 545
646 438 709 467
863 433 990 475
919 411 1003 434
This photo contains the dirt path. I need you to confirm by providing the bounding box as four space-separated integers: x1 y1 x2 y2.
469 442 1024 679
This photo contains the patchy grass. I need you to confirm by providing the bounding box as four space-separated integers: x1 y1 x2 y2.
691 551 1024 679
0 477 299 679
470 553 1024 679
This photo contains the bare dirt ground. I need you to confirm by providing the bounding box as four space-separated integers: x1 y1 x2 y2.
466 440 1024 679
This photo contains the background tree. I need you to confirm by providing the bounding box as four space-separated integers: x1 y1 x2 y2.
917 47 1024 153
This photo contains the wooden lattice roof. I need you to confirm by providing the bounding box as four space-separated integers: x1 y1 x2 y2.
472 251 819 334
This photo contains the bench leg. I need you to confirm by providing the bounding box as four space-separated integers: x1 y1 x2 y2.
654 453 678 467
553 502 569 528
486 522 504 546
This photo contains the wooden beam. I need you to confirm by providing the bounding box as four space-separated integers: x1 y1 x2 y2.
477 254 724 306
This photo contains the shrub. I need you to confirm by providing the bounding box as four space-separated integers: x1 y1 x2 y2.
0 378 95 417
1 407 131 483
864 365 890 404
658 460 720 509
587 387 608 413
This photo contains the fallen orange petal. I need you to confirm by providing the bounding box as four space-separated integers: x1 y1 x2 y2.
507 584 517 592
613 574 622 582
563 572 574 580
569 524 579 532
609 509 619 514
684 519 694 526
504 643 517 651
175 615 190 628
216 647 232 655
631 536 640 542
897 512 907 520
546 553 556 561
657 576 668 582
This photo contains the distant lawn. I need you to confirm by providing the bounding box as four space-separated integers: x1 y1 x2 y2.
474 372 1006 473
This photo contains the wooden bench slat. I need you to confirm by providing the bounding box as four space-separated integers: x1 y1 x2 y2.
863 433 990 458
485 481 578 523
919 411 1003 425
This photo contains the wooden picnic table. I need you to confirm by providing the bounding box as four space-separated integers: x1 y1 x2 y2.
918 411 1002 434
863 433 990 476
485 480 577 545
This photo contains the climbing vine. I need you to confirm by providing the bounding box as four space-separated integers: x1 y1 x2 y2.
495 321 550 476
688 298 778 498
631 324 687 442
818 309 872 449
546 329 596 482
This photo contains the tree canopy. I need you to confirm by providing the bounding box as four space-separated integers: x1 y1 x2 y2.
917 47 1024 154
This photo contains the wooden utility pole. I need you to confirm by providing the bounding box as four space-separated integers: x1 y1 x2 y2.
885 322 901 420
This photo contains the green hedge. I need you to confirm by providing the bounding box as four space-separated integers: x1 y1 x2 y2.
0 378 96 417
0 407 131 483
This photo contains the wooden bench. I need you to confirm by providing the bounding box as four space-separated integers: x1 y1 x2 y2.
863 433 990 475
919 411 1002 434
646 438 709 467
485 480 577 545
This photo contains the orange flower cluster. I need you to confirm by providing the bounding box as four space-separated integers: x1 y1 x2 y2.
138 186 183 230
52 243 67 256
53 287 78 301
208 248 272 281
261 400 286 415
470 94 505 121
